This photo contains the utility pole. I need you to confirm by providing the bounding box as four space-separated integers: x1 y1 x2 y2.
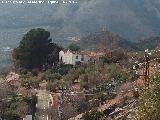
133 50 150 87
144 52 150 87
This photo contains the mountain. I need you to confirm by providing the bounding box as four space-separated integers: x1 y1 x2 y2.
77 31 160 51
77 30 137 50
1 0 160 42
136 37 160 50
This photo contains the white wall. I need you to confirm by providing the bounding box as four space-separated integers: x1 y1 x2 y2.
59 50 64 62
64 50 73 64
59 50 91 65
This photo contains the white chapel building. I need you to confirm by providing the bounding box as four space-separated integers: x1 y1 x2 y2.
59 50 91 65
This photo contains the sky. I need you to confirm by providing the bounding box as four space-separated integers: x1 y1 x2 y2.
0 0 160 40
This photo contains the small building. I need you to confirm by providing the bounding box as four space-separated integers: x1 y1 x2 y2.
23 115 32 120
59 50 90 65
59 49 110 65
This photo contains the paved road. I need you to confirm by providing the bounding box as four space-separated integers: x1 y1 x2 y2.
36 89 49 120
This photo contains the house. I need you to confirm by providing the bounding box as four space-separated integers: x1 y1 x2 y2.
59 50 90 65
59 49 110 65
23 115 32 120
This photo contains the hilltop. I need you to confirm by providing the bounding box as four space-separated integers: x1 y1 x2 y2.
76 30 160 51
77 30 136 50
136 36 160 50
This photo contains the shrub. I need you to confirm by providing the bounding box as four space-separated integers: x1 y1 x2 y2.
68 43 80 51
134 75 160 120
83 109 105 120
46 81 57 92
20 73 39 88
46 71 61 81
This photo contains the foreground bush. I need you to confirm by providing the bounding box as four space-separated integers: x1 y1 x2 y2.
82 109 105 120
134 75 160 120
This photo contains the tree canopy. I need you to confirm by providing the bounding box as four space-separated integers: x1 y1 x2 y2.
68 43 80 51
13 28 60 70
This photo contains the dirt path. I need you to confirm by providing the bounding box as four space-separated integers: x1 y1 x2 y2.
36 83 50 120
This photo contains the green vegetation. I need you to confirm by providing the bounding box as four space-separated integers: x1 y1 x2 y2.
134 75 160 120
46 64 73 76
20 72 40 88
79 64 135 91
45 62 137 109
46 79 69 92
82 109 105 120
45 64 75 91
0 73 38 119
68 43 80 51
0 93 37 120
13 28 60 70
100 49 128 64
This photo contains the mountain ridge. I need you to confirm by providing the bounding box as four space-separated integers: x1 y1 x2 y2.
77 30 160 51
1 0 160 41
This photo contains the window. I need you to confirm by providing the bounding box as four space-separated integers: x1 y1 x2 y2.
81 57 84 61
81 55 84 61
76 56 78 59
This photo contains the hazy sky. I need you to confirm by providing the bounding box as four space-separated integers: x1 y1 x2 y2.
0 0 160 40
